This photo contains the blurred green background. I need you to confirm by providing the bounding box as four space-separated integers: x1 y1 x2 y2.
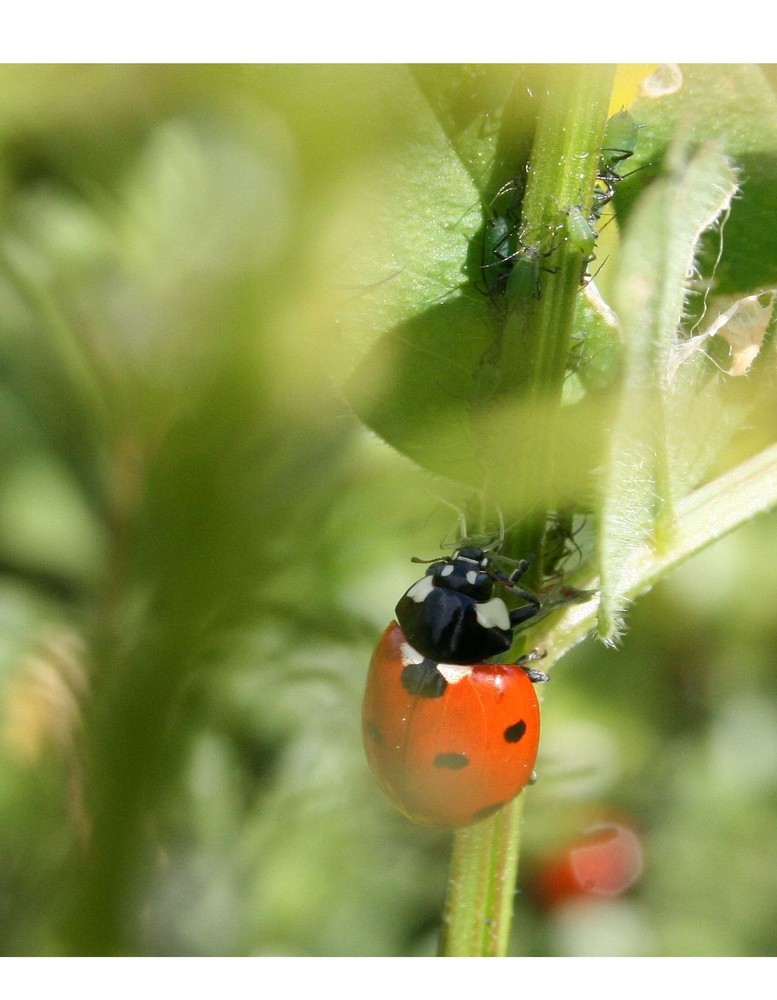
0 64 776 957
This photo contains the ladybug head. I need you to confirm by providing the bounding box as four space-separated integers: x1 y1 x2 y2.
428 547 495 601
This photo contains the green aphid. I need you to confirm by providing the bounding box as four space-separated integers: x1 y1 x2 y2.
565 204 597 257
600 108 640 172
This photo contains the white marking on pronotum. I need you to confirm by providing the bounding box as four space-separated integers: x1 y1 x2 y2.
406 577 434 603
466 570 478 585
475 597 510 631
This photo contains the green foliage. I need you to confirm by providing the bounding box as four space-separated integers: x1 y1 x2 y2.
618 64 777 298
0 64 776 958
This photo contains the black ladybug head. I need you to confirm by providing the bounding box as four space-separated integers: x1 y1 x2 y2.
428 547 495 601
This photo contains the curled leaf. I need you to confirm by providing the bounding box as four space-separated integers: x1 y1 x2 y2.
669 291 777 378
597 140 738 641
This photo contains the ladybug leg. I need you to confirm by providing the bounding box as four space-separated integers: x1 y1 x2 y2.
543 583 598 608
504 561 543 621
508 598 541 628
491 559 534 590
516 647 545 665
515 647 549 684
507 558 531 582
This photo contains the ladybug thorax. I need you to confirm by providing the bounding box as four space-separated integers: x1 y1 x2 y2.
395 546 519 664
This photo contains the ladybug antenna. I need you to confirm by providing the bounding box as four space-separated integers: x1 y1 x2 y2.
410 555 443 566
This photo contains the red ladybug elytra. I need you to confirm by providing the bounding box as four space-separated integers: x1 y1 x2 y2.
362 621 545 827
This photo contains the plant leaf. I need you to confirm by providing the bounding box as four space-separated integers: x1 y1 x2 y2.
617 64 777 298
598 140 738 640
338 68 541 483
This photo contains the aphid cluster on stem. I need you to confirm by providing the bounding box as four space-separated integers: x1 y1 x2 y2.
478 172 558 303
476 109 641 298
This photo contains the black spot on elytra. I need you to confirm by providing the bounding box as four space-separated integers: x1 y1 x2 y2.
365 720 382 746
401 658 447 698
472 801 508 822
434 752 469 770
504 719 527 743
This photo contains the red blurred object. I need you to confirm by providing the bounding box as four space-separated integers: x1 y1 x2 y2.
532 819 644 909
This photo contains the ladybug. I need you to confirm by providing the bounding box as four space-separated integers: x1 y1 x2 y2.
531 816 644 908
394 545 542 665
362 621 547 827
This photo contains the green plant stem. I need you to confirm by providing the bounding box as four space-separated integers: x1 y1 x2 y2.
500 66 615 547
440 66 615 958
502 67 613 390
438 791 527 956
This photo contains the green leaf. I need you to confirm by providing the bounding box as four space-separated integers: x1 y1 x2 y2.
344 295 495 486
568 283 623 398
597 140 739 640
341 67 614 506
411 65 536 199
336 69 556 467
618 64 777 298
523 441 777 667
